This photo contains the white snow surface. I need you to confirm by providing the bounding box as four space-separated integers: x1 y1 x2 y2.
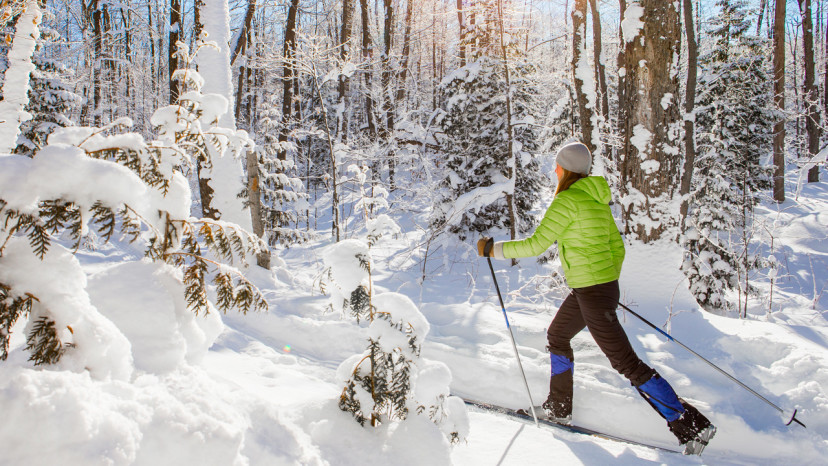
1 172 827 464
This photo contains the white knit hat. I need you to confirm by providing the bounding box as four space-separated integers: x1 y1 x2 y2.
555 142 592 175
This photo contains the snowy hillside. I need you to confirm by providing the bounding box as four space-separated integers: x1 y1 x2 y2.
0 170 825 465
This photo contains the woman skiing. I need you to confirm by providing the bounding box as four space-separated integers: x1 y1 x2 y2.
477 142 716 455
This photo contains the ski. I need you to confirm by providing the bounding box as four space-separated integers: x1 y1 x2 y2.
463 398 681 454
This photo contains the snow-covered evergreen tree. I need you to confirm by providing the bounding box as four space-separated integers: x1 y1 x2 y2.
254 97 312 246
682 0 773 314
13 14 80 157
432 1 547 240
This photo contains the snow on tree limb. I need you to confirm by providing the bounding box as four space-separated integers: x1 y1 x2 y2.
0 0 41 154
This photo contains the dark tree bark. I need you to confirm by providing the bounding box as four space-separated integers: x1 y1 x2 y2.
338 0 354 140
382 0 395 187
246 148 269 268
194 0 204 42
360 0 377 137
620 0 682 242
572 0 596 153
231 0 256 65
800 0 822 182
679 0 699 230
589 0 609 120
757 0 768 36
772 0 787 202
233 0 257 125
616 0 627 165
381 0 394 134
824 3 828 118
396 0 413 104
457 0 467 66
279 0 300 161
87 0 102 125
169 0 181 104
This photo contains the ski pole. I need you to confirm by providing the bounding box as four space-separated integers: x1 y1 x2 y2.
483 243 539 427
618 302 806 429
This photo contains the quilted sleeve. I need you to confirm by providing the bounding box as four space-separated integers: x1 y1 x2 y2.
501 196 573 259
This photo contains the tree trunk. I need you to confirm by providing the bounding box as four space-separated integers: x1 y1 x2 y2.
396 0 413 104
338 0 354 140
278 0 299 161
620 0 682 242
245 148 269 268
616 0 627 167
231 0 256 65
382 0 395 188
496 0 518 264
572 0 596 153
772 0 787 202
169 0 181 104
457 0 467 66
194 0 204 42
382 0 394 134
233 0 256 125
360 0 377 137
121 6 131 107
90 0 102 125
589 0 609 120
757 0 767 36
679 0 699 230
824 2 828 118
801 0 822 182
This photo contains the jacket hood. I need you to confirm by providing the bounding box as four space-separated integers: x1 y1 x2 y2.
569 176 611 204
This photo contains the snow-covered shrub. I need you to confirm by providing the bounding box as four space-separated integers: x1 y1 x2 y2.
325 240 468 443
0 43 267 373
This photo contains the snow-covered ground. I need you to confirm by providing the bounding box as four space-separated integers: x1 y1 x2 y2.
1 171 827 465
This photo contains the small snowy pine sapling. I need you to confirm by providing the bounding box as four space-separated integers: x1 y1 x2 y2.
253 97 313 246
13 14 80 158
322 186 466 441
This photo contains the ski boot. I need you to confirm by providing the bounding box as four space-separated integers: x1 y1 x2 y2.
542 400 572 425
668 400 716 456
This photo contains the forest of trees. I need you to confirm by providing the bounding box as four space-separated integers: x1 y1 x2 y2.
2 0 827 325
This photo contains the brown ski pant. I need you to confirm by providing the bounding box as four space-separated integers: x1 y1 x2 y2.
545 280 655 418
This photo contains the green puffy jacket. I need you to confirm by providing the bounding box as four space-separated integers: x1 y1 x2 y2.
500 176 625 289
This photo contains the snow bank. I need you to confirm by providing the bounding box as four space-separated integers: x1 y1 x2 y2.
307 400 453 466
0 238 133 380
0 365 258 465
87 261 223 373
